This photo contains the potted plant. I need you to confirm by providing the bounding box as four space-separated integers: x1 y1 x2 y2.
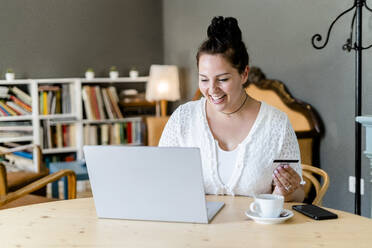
129 67 139 79
5 69 15 81
109 66 119 79
85 68 95 80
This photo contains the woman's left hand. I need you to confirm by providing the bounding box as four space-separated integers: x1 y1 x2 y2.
272 164 302 201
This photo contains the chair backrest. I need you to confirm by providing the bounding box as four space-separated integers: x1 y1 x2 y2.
301 164 329 206
146 116 170 146
193 67 324 166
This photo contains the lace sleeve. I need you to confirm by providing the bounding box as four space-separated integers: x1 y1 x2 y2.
158 105 182 147
278 116 305 184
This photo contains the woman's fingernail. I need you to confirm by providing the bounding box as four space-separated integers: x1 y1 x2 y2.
284 165 289 169
274 170 278 174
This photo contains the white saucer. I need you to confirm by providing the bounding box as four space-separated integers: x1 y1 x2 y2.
245 209 294 224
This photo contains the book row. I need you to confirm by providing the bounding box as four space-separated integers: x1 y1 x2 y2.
0 144 33 172
41 120 77 149
39 84 73 115
0 121 32 139
0 86 32 116
82 86 123 121
83 120 144 146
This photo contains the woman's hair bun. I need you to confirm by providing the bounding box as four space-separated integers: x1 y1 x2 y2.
207 16 242 45
197 16 249 77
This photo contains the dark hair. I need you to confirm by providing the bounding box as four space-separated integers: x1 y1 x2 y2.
196 16 249 87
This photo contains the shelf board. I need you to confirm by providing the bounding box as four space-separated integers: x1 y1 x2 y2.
81 77 148 83
0 115 33 121
42 147 77 154
39 114 77 120
82 117 142 124
0 136 34 143
0 80 31 85
0 77 149 85
36 78 78 84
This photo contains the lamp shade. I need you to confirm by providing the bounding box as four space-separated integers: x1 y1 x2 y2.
146 65 180 101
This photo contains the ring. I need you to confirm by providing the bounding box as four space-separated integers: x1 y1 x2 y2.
285 185 292 191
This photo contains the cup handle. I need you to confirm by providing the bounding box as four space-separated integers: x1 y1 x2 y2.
250 202 261 214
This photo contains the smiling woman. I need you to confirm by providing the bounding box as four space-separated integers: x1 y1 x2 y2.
159 16 305 202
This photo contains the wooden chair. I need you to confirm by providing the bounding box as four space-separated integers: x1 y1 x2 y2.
302 164 329 206
145 116 170 146
193 66 324 167
0 145 77 210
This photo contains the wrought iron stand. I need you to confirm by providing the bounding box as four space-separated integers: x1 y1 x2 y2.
311 0 372 215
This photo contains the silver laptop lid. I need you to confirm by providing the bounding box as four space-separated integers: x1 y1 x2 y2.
84 146 209 223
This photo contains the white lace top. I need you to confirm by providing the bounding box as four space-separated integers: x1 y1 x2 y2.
158 97 303 196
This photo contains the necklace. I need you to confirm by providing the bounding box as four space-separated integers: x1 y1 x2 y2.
221 93 248 116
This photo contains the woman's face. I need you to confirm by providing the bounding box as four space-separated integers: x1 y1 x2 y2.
198 54 248 114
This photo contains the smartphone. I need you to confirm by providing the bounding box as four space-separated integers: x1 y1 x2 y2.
292 204 338 220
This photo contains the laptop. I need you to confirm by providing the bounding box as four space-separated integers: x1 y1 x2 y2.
83 146 224 224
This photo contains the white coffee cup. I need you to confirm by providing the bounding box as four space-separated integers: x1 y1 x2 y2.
249 194 284 218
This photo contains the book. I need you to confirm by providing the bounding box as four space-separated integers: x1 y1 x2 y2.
0 101 17 115
45 120 52 148
56 123 63 148
0 125 32 131
114 123 120 144
42 91 48 115
101 88 115 119
62 84 69 114
12 151 33 159
69 124 76 147
84 125 90 145
95 86 105 120
50 95 56 115
55 90 61 114
0 105 8 116
39 92 43 114
89 86 99 120
47 91 53 115
0 146 34 172
11 87 32 106
108 87 123 118
101 124 109 145
90 125 98 145
131 121 136 144
0 86 9 97
126 122 132 143
0 121 31 126
3 102 21 115
3 142 34 152
62 124 69 147
6 101 30 115
82 86 94 120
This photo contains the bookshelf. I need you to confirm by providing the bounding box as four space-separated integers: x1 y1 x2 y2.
0 77 149 172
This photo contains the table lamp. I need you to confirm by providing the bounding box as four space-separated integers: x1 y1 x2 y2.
146 65 180 116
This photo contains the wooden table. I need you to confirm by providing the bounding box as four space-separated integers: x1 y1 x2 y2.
0 195 371 247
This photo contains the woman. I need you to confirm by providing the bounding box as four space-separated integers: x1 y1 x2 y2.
159 16 304 202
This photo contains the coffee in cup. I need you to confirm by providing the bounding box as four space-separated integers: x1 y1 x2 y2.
249 194 284 218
